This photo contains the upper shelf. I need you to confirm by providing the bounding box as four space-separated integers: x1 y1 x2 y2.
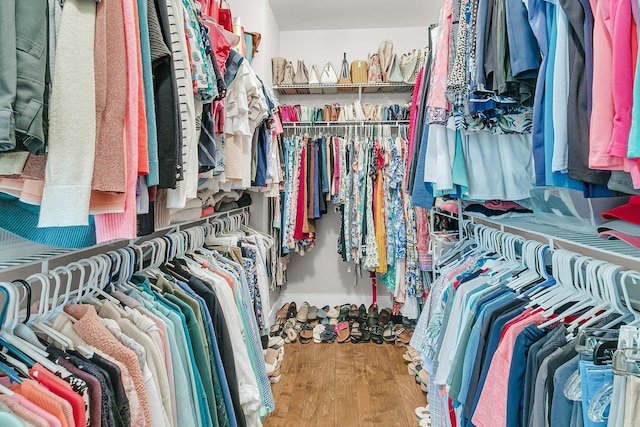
273 82 415 95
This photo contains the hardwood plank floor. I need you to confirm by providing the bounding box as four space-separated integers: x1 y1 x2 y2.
263 341 427 427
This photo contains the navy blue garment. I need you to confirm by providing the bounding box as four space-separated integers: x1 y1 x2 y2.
505 0 541 77
506 324 548 426
411 122 435 209
466 300 528 421
252 122 268 187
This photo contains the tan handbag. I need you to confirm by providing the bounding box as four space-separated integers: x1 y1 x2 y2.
271 57 287 85
293 60 309 84
377 40 394 83
282 61 295 85
350 60 368 84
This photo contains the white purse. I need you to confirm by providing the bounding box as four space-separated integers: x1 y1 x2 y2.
309 65 322 94
320 62 338 94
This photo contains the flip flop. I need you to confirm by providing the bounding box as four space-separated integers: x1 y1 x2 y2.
334 321 350 343
269 319 284 337
299 324 314 344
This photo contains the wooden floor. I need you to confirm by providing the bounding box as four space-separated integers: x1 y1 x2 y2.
263 340 427 427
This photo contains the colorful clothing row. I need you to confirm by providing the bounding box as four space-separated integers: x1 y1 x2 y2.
0 231 274 427
0 0 280 248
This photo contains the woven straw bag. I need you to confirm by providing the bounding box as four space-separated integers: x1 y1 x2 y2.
350 60 368 84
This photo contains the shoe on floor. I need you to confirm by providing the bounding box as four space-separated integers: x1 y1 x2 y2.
419 415 431 426
296 302 310 323
287 302 297 319
415 405 430 421
268 336 284 349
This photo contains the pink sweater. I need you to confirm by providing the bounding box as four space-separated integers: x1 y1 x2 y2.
607 0 635 158
94 0 140 242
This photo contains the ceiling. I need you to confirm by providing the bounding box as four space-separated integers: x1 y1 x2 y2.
268 0 443 31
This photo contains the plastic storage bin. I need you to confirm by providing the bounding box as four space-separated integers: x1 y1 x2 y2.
529 187 629 235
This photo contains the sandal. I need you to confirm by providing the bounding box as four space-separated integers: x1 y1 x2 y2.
287 302 297 319
415 405 431 422
299 324 314 344
320 325 337 343
367 304 379 327
378 308 392 327
338 304 351 322
313 324 325 343
358 304 368 324
327 306 340 320
334 321 350 343
276 303 289 322
383 321 395 342
348 304 359 320
307 306 319 321
317 305 329 319
283 319 297 343
370 325 384 344
395 327 413 346
269 319 284 337
350 322 362 342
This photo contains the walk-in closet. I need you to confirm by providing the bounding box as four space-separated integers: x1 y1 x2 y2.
3 0 640 426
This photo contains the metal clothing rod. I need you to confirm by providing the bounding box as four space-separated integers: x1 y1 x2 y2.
282 120 409 128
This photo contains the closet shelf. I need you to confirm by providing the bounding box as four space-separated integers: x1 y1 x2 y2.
466 213 640 265
0 207 250 274
282 120 410 128
273 82 415 95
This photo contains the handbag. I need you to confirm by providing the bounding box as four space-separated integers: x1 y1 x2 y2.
350 60 368 84
377 40 394 82
293 60 309 84
282 61 295 85
354 100 366 121
279 105 290 122
388 54 404 83
320 62 338 94
218 0 233 32
399 51 418 84
271 57 287 86
338 53 351 92
368 54 383 84
309 65 322 94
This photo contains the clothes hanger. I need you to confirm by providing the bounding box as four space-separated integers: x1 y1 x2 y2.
620 271 640 326
0 282 50 371
27 268 73 350
565 259 616 333
8 280 46 351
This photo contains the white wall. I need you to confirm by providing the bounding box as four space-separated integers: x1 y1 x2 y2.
274 25 429 309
